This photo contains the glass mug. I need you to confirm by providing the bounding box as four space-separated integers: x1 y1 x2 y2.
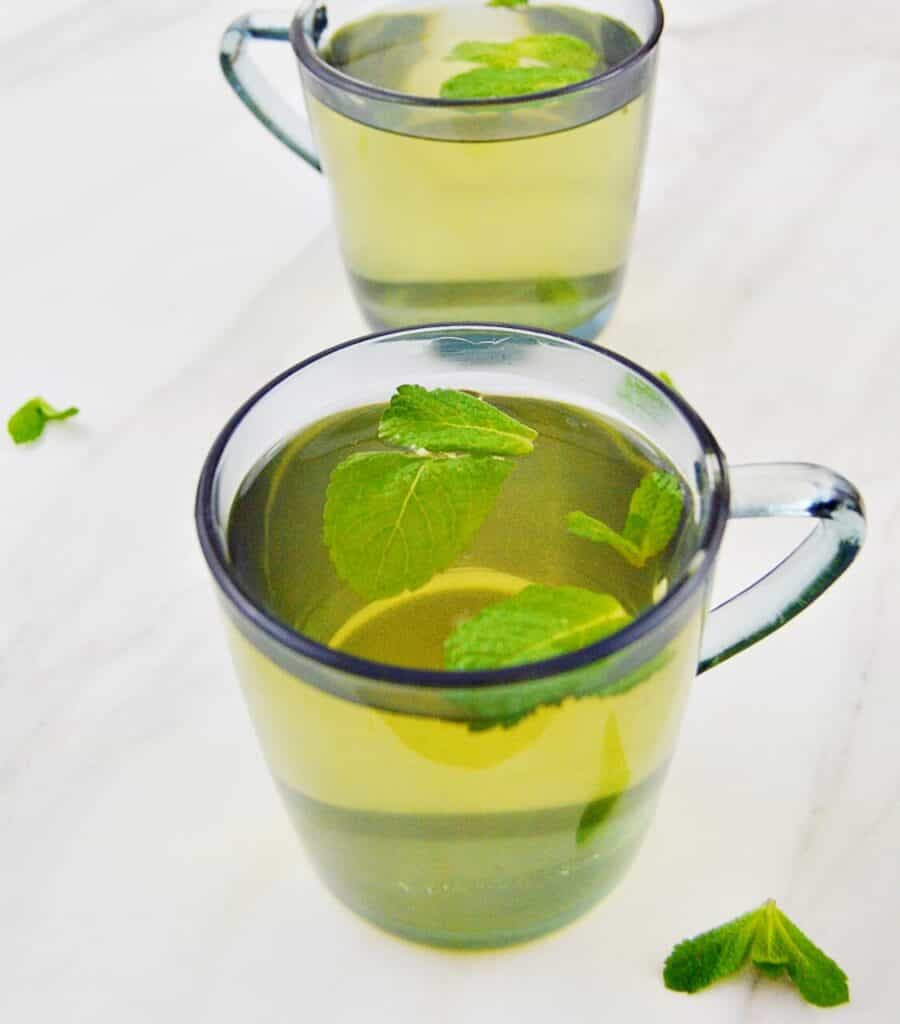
195 325 864 948
220 0 664 338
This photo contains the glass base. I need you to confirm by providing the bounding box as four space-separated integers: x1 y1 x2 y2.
280 772 661 949
351 271 622 341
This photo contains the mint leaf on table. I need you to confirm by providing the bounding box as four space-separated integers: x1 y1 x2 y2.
444 583 631 670
324 452 513 600
664 900 849 1008
568 471 683 568
7 397 79 444
378 384 536 455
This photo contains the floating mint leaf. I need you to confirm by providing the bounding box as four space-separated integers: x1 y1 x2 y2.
622 471 683 556
324 452 513 600
513 33 598 71
441 30 598 99
444 584 631 670
8 397 79 445
378 384 536 456
664 900 849 1008
440 65 588 100
448 41 520 69
567 511 643 567
568 471 683 568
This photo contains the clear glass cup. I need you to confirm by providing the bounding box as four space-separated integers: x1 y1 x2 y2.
220 1 664 338
195 324 865 948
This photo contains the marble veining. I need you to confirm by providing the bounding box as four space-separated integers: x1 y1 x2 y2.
2 1 899 1021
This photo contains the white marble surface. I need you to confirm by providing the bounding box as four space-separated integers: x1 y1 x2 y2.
2 1 899 1020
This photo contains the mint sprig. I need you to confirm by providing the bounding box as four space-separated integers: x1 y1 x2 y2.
444 583 631 670
7 397 79 444
441 31 598 100
664 900 849 1007
568 471 683 568
324 386 535 601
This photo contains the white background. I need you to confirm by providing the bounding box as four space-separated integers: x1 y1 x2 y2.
2 1 899 1020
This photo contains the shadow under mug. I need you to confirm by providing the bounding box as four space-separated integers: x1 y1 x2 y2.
195 324 864 948
221 1 664 338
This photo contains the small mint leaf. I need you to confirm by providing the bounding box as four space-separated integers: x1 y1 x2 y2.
568 471 683 568
378 385 536 456
441 31 598 99
8 398 79 445
623 471 683 560
752 902 850 1008
444 584 631 670
513 33 597 71
324 452 513 600
447 41 519 69
567 510 644 567
440 65 588 100
664 908 760 994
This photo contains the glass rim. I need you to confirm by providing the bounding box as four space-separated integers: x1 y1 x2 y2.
195 323 729 689
288 0 665 110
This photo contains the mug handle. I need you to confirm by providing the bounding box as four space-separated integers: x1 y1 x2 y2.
220 11 322 171
699 463 865 673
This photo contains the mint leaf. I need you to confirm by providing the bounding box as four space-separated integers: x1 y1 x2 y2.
440 65 589 100
664 909 760 994
448 41 520 69
567 510 643 567
324 452 513 600
664 900 849 1008
7 397 79 444
568 471 683 568
444 584 631 670
622 471 683 556
440 31 597 100
753 902 850 1008
487 0 528 7
513 33 598 71
378 384 536 456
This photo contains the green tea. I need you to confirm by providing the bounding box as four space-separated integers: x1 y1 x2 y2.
227 394 698 946
310 3 651 336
